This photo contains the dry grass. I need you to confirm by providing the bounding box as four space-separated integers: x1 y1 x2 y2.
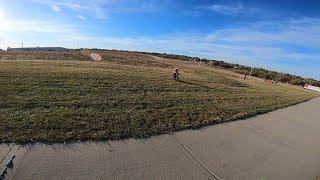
0 51 318 143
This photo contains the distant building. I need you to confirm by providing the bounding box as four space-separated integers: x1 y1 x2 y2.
7 47 67 52
304 84 320 93
0 49 3 51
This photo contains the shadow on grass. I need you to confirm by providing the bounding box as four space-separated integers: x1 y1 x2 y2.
179 79 250 90
178 80 216 90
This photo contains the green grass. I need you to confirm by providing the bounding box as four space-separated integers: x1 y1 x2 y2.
0 57 318 143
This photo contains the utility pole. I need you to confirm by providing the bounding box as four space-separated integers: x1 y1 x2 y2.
249 67 253 76
77 43 81 60
22 42 23 49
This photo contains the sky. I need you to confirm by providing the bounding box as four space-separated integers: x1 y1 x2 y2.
0 0 319 80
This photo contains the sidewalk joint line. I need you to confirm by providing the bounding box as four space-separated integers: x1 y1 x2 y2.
171 133 223 180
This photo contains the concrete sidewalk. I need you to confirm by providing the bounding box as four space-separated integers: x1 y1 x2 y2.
1 98 320 180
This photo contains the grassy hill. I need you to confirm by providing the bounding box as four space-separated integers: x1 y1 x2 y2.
0 51 318 143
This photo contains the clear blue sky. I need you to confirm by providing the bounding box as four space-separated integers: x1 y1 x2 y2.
0 0 319 80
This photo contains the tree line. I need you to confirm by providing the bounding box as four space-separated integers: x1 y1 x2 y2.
138 51 320 87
